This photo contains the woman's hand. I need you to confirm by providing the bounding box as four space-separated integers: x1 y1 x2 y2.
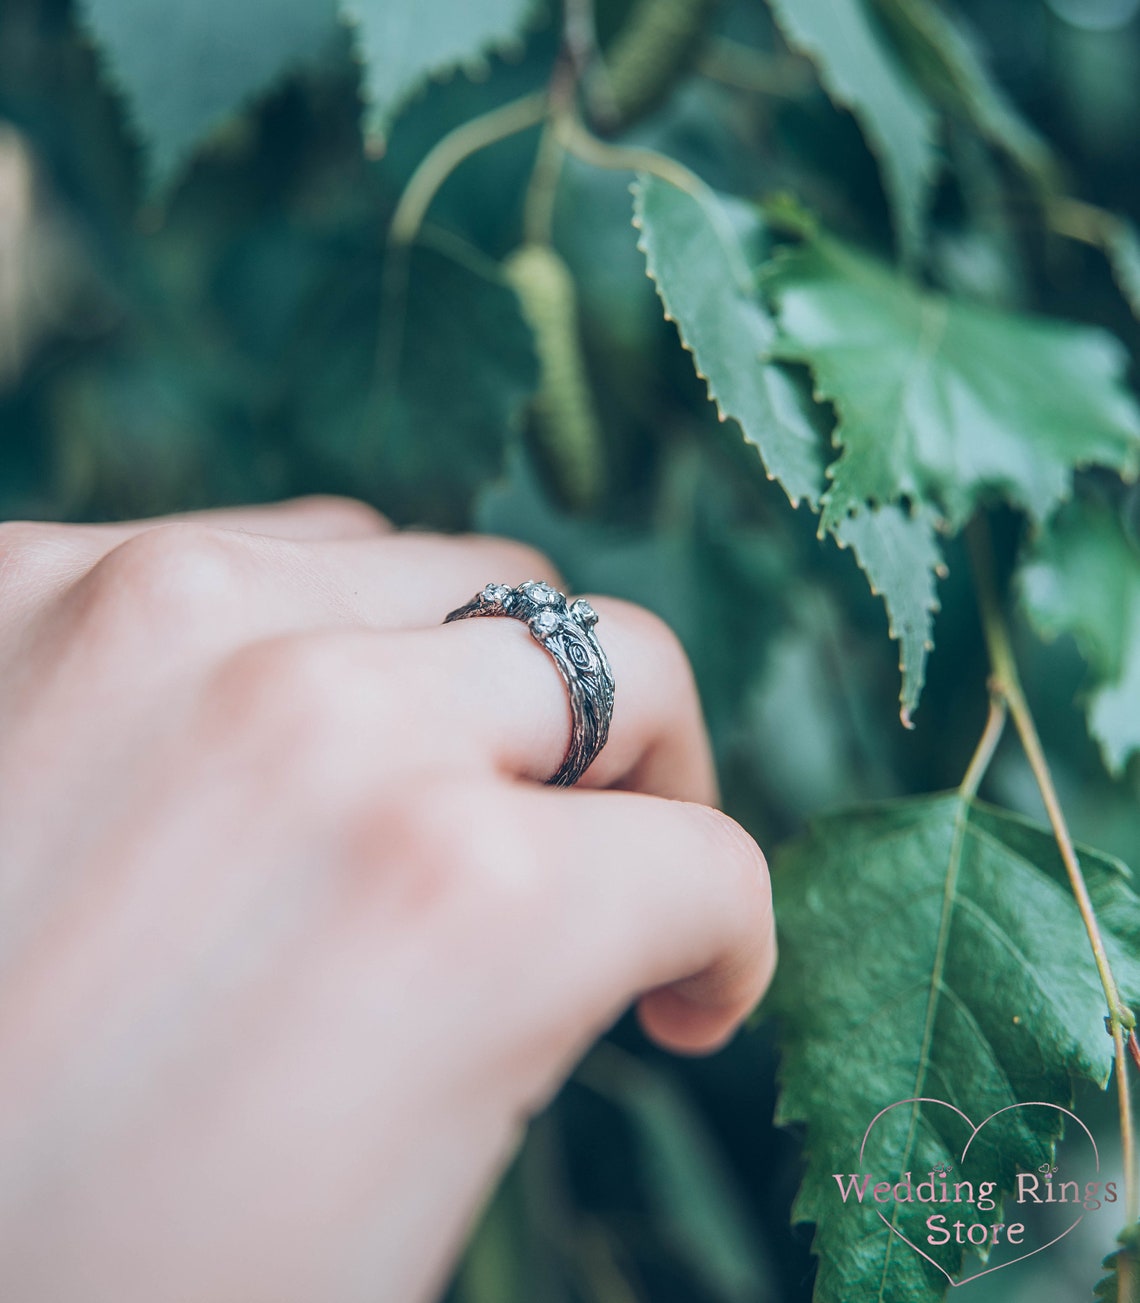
0 497 775 1303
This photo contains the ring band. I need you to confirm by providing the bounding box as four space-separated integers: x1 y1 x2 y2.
444 580 616 787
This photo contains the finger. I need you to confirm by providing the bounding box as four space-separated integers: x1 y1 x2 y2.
301 533 565 628
483 784 775 1056
62 497 392 557
422 596 717 804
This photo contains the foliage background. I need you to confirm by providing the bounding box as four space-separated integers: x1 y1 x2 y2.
2 0 1140 1299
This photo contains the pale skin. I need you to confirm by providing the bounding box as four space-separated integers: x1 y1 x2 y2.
0 496 776 1303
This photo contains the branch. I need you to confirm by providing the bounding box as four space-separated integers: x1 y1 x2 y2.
966 514 1137 1293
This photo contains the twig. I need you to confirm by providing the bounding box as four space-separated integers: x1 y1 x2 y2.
698 37 813 98
966 514 1138 1281
960 692 1007 799
387 92 548 250
378 91 547 381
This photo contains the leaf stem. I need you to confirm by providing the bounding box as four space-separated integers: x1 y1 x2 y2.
555 115 757 294
959 691 1007 799
555 111 705 198
1046 195 1123 250
387 91 548 249
966 513 1138 1266
377 91 546 381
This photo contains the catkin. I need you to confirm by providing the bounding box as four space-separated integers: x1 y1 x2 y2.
504 243 604 511
603 0 719 128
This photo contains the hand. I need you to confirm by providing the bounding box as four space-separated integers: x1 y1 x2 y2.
0 497 775 1303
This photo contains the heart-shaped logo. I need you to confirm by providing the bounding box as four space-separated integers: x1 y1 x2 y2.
856 1097 1100 1286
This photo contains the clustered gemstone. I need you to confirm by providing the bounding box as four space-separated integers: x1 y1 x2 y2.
569 598 598 628
531 610 561 637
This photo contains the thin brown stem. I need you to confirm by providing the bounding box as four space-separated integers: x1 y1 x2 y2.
966 514 1138 1282
959 692 1007 799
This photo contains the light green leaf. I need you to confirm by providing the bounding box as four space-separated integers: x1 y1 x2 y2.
834 504 944 724
769 795 1140 1302
765 233 1140 532
346 0 542 139
1019 497 1140 775
634 181 947 718
78 0 340 190
871 0 1054 184
766 0 938 263
632 173 825 508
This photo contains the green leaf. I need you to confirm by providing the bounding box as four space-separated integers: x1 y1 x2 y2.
346 0 542 139
765 232 1140 532
871 0 1054 184
632 174 825 509
78 0 340 190
578 1046 771 1303
291 242 538 528
834 504 944 724
765 0 938 263
769 795 1140 1301
1019 497 1140 776
633 182 946 718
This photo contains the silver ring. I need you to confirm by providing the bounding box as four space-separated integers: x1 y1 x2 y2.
444 580 616 787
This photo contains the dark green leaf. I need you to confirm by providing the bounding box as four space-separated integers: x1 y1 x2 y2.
833 504 944 724
871 0 1054 184
765 0 938 262
293 243 538 528
770 795 1140 1301
1104 216 1140 325
578 1046 771 1303
1019 497 1140 776
765 232 1140 532
346 0 542 139
77 0 340 190
633 174 825 509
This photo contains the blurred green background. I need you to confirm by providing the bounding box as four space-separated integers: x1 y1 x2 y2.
3 0 1140 1297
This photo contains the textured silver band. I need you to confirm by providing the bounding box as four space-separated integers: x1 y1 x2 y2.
444 580 616 787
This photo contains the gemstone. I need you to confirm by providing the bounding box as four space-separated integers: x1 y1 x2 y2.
531 610 560 637
570 598 597 627
526 581 559 605
481 583 511 605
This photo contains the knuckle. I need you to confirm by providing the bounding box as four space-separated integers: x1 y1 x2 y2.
368 782 539 919
75 523 250 628
211 633 353 742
